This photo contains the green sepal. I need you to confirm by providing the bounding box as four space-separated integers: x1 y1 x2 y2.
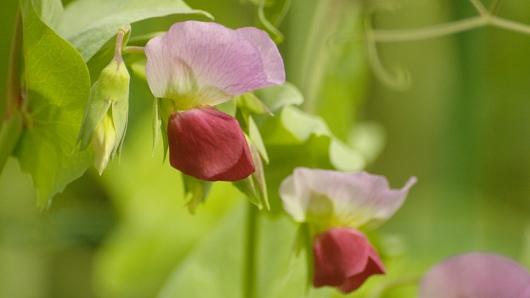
236 92 272 116
255 82 304 112
248 116 269 164
152 97 161 156
155 98 174 161
233 138 270 210
182 174 212 214
111 92 129 157
77 85 111 150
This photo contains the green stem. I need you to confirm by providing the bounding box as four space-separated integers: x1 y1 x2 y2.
5 10 22 119
469 0 489 16
372 17 486 43
368 275 421 298
1 10 23 175
243 204 258 298
123 46 145 55
372 10 530 43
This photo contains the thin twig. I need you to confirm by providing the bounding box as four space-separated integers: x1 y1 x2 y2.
373 16 486 43
489 0 502 14
469 0 489 17
489 15 530 35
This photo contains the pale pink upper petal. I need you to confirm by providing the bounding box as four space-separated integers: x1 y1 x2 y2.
419 253 530 298
236 27 285 85
279 168 416 228
145 21 285 107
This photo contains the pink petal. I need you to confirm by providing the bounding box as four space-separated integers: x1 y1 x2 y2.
236 28 285 86
167 107 255 181
313 228 385 293
145 21 285 106
419 253 530 298
280 168 416 227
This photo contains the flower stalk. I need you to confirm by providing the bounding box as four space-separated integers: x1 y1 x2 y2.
244 203 258 298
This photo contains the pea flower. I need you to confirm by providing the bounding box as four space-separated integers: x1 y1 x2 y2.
280 168 416 293
145 21 285 181
419 252 530 298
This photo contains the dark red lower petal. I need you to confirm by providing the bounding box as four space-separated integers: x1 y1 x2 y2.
312 228 385 293
167 107 255 181
338 247 385 293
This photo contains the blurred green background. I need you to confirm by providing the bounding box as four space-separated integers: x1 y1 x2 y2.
0 0 529 297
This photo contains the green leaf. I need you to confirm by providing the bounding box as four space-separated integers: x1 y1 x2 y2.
32 0 63 30
159 205 333 298
17 0 92 208
59 0 213 61
260 106 366 212
255 82 303 112
159 206 246 298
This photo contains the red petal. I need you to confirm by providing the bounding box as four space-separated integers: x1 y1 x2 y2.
167 107 255 181
338 245 385 293
312 228 385 293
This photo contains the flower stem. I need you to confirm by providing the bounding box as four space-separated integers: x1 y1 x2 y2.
368 275 421 298
243 203 258 298
123 46 145 55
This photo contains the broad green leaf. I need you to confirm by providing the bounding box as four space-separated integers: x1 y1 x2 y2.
158 206 245 298
59 0 213 61
94 113 242 298
32 0 63 29
256 82 304 112
17 0 92 208
159 205 334 298
329 139 365 171
348 122 386 164
260 106 365 212
280 105 329 142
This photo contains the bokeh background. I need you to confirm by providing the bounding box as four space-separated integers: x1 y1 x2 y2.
0 0 529 297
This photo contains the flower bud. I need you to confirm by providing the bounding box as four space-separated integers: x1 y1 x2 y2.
92 113 116 174
78 59 130 174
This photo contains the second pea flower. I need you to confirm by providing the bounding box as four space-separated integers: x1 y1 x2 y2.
145 21 285 181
